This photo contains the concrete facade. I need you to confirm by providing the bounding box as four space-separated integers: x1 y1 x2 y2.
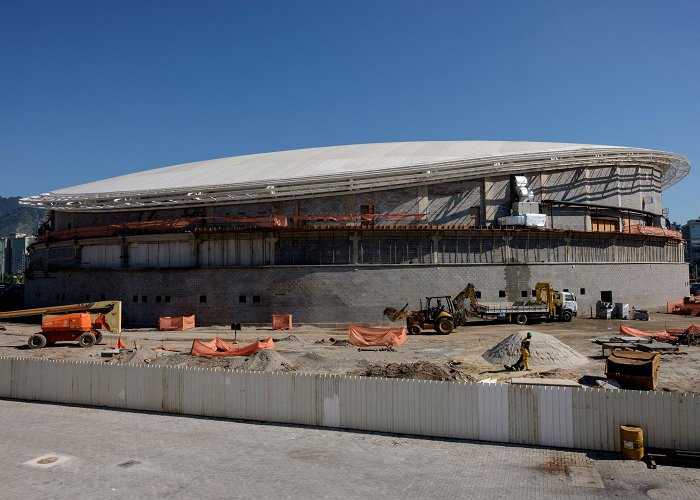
25 261 688 326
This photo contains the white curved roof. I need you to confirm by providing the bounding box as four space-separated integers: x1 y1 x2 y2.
21 141 690 211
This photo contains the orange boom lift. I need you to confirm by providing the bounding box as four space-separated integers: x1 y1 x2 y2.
0 301 122 349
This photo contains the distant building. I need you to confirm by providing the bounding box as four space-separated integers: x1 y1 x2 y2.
682 218 700 267
2 233 35 275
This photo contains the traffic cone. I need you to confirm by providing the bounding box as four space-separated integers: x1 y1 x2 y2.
115 337 127 349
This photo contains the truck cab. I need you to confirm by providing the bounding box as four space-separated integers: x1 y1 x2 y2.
553 291 578 319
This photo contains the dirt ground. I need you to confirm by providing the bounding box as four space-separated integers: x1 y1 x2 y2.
1 313 699 393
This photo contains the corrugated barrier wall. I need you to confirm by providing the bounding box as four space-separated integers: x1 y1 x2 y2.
1 357 698 452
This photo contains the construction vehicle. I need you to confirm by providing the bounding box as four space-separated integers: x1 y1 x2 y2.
471 282 577 325
384 282 577 332
383 283 480 335
0 301 122 348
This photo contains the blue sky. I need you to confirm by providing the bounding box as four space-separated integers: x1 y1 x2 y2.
1 1 698 223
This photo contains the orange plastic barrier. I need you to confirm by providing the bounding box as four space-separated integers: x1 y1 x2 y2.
190 337 275 357
159 315 195 331
619 325 677 341
272 314 292 330
348 325 407 347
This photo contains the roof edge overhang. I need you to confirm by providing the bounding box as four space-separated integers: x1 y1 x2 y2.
20 147 690 212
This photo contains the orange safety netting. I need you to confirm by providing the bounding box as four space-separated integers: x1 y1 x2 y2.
190 336 275 357
619 324 679 341
348 325 407 347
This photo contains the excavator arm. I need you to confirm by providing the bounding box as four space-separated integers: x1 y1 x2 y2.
452 283 479 320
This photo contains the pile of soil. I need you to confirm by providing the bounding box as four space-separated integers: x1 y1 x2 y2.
355 361 473 382
243 350 295 372
482 331 589 368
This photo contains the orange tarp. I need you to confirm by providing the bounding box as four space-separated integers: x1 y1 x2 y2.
619 324 678 341
348 325 407 347
190 337 275 357
159 315 195 331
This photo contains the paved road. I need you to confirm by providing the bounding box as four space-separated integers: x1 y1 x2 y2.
1 399 698 499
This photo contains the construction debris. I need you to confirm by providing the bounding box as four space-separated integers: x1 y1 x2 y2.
355 361 473 381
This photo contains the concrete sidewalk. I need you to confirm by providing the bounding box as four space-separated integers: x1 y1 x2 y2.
1 399 698 499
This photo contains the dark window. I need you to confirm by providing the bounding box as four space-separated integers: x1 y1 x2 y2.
563 288 569 293
61 293 65 301
521 290 528 298
239 295 247 303
580 288 586 295
142 295 147 303
133 295 138 303
252 295 261 303
532 290 536 297
601 290 613 302
56 293 60 300
156 296 161 303
85 294 90 301
165 296 171 303
499 290 506 298
100 294 105 301
475 291 482 299
200 295 207 303
35 292 40 299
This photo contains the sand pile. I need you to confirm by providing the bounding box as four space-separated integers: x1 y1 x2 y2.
482 331 589 367
243 350 295 372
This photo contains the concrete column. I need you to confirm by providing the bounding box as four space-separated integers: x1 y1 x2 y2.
350 232 360 264
265 234 278 265
564 236 572 263
431 234 442 263
418 186 428 219
120 236 129 268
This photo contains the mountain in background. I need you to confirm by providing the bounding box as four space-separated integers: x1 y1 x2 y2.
0 197 47 237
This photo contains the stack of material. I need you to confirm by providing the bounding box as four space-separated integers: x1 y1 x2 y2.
482 331 589 367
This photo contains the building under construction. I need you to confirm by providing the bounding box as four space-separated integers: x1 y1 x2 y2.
20 141 690 326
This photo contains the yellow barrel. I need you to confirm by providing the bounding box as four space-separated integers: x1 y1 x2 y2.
620 425 644 460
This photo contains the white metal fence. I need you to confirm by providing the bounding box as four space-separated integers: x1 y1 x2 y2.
1 357 698 452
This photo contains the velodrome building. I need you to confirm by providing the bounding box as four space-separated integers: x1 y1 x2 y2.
21 141 690 326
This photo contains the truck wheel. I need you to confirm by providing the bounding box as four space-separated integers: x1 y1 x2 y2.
28 334 47 349
93 331 103 344
436 318 454 335
514 314 528 326
562 310 573 322
78 332 96 348
409 324 422 335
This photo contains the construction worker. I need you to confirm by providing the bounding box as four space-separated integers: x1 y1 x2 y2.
506 332 532 371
